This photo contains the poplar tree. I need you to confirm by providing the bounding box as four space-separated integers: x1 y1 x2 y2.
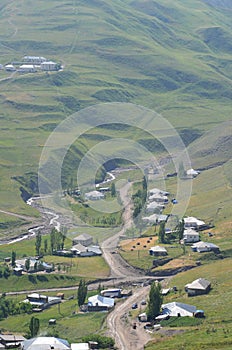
147 282 163 321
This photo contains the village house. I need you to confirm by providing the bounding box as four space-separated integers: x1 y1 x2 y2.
21 337 70 350
183 228 200 243
148 193 169 203
100 288 122 298
70 243 102 257
185 278 211 296
0 334 25 349
23 56 47 64
18 65 37 73
191 241 220 253
40 61 58 71
87 294 114 312
149 246 168 256
142 213 168 224
23 293 61 311
146 201 165 213
149 188 170 196
72 233 93 246
161 302 197 317
184 216 206 230
84 190 104 201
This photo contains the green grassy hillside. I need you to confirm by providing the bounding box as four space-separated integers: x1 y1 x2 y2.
0 0 232 233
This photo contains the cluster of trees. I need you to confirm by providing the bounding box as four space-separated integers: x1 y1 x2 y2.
29 316 40 338
158 219 185 244
77 279 88 307
0 295 33 320
35 228 66 255
0 266 11 279
82 334 115 349
147 281 163 321
132 176 147 219
80 213 121 227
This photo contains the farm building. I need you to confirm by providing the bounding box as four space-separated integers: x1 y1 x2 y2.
185 278 211 296
22 337 70 350
23 56 47 64
87 295 114 311
70 244 102 257
161 302 197 317
85 190 104 200
100 288 122 298
40 61 58 71
146 201 165 213
149 246 168 256
148 193 168 203
142 214 168 224
149 188 169 196
18 65 36 73
72 233 93 247
184 217 206 230
191 241 220 253
23 293 61 311
0 334 25 349
183 228 200 243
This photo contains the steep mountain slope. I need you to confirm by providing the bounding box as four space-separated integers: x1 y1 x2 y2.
0 0 231 224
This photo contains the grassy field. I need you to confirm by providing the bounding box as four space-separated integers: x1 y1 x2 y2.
0 0 232 226
0 293 107 343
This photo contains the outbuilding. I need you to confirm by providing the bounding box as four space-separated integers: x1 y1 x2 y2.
149 246 168 256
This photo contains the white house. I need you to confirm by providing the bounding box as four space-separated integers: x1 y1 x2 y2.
22 337 70 350
87 295 114 309
191 241 220 253
183 228 200 243
18 65 36 73
23 56 47 64
5 64 16 71
85 190 104 201
184 216 206 230
41 61 58 71
162 302 197 317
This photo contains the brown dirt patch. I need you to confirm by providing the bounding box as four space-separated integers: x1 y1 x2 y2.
120 236 158 251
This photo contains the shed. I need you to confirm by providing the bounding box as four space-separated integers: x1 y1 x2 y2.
48 319 56 325
138 313 147 322
149 246 168 256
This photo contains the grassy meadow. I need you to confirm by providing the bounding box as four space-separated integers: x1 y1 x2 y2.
0 0 232 226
